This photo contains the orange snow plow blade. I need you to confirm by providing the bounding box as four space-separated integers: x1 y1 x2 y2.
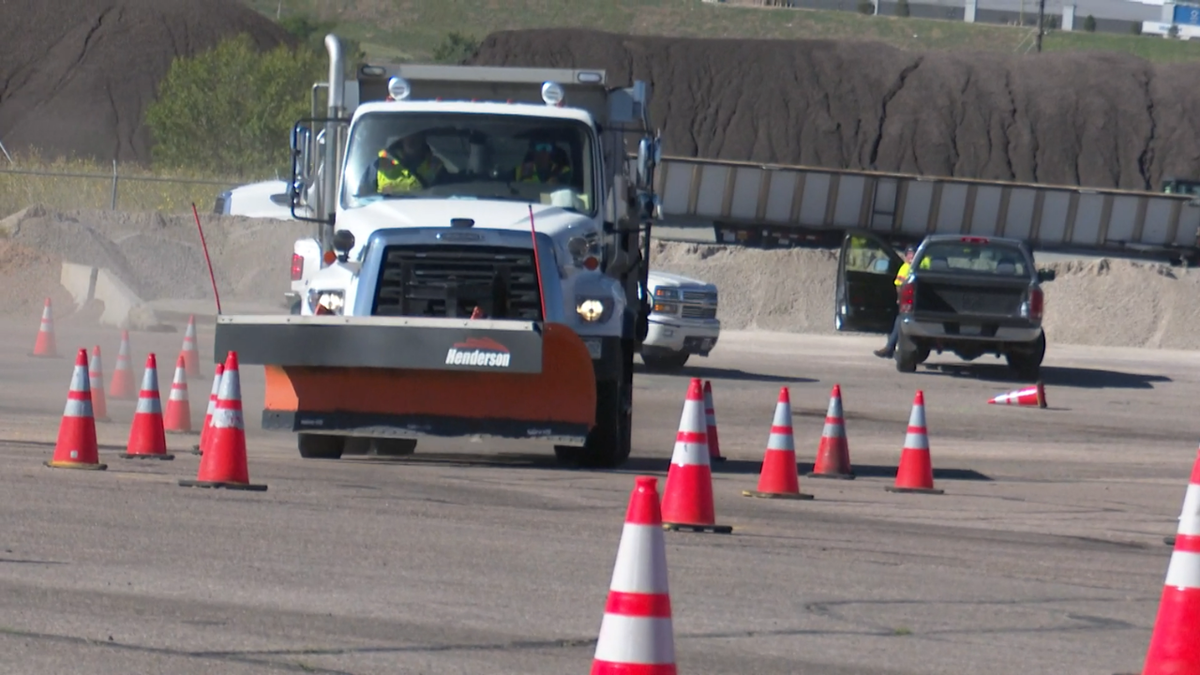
213 316 596 444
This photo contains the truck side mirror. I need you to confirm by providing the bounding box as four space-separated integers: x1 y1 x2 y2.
636 137 659 188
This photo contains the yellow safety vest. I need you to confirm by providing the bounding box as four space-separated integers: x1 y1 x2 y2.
377 151 441 193
516 162 571 184
894 262 911 286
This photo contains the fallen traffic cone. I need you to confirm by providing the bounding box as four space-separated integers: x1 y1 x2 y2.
702 380 726 463
808 384 855 480
744 386 813 500
163 353 192 434
108 330 136 400
89 345 111 423
660 378 731 533
120 354 174 460
44 348 106 470
988 380 1047 408
179 351 267 491
194 363 224 455
29 297 59 358
886 390 944 495
180 315 205 379
590 476 677 675
1139 445 1200 673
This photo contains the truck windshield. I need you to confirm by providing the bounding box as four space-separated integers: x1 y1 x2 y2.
916 241 1029 276
340 111 597 216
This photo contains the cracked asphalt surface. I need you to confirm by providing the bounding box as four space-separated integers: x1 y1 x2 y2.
0 317 1193 674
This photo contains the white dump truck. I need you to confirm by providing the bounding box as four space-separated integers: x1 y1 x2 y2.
212 34 689 467
215 179 721 372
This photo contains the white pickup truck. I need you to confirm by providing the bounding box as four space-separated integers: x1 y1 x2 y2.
214 179 720 372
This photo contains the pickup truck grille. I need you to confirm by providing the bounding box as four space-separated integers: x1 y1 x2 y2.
916 283 1024 316
681 305 717 320
373 245 543 320
680 289 716 304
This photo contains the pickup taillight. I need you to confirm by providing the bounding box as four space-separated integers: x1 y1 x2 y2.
1027 287 1044 320
898 281 915 313
291 253 304 281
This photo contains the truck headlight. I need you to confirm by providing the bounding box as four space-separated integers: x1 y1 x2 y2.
576 298 611 322
652 301 679 315
653 287 681 301
308 289 345 315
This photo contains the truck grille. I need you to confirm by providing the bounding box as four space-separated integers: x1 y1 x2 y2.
916 284 1023 316
681 305 717 320
373 245 543 320
680 289 716 304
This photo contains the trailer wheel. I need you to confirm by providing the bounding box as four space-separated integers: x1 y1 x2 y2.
298 433 344 459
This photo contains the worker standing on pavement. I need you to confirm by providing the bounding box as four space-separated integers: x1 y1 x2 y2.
874 245 916 359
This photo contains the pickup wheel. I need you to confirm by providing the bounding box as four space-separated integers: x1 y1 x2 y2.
641 350 690 372
298 433 344 459
894 333 920 373
1006 332 1046 381
554 341 634 469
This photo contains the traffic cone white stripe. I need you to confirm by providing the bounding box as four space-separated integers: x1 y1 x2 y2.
822 396 845 436
677 399 706 434
1165 551 1200 588
670 434 708 466
136 364 162 414
904 403 929 449
213 366 244 429
593 615 676 664
64 367 93 418
205 371 222 416
609 524 671 594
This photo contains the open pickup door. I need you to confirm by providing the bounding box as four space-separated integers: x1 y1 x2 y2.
835 229 905 334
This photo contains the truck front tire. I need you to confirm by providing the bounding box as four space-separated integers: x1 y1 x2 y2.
298 433 344 459
554 339 634 469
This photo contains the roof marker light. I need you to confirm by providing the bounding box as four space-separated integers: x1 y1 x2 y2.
541 81 565 107
577 71 603 83
387 76 411 100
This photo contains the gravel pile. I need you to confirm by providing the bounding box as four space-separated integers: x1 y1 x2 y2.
5 206 1200 350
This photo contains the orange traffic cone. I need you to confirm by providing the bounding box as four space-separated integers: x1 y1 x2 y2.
1137 444 1200 667
45 348 106 470
29 297 59 358
179 352 267 491
886 390 944 495
194 363 224 455
988 381 1047 408
660 378 731 533
180 315 205 379
108 330 136 400
744 386 813 500
163 353 192 434
591 476 677 675
1140 444 1200 673
808 384 855 480
702 380 726 463
89 345 111 423
120 354 174 460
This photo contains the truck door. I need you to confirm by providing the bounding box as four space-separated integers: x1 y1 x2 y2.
835 229 904 334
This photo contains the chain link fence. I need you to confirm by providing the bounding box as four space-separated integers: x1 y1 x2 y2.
0 160 263 219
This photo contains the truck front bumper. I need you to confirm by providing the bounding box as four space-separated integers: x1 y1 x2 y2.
644 318 720 355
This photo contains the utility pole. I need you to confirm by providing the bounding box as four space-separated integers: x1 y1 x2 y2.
1036 0 1046 52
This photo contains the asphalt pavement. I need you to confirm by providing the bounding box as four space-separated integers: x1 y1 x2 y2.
0 317 1194 674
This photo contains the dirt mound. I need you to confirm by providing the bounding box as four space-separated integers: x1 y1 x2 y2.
1 206 310 308
0 0 293 165
469 29 1200 191
650 241 1200 350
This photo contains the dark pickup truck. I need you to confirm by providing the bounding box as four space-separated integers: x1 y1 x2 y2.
835 231 1055 380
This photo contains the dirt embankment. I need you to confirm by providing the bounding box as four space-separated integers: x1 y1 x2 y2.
0 0 293 165
469 28 1200 191
4 206 1200 351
